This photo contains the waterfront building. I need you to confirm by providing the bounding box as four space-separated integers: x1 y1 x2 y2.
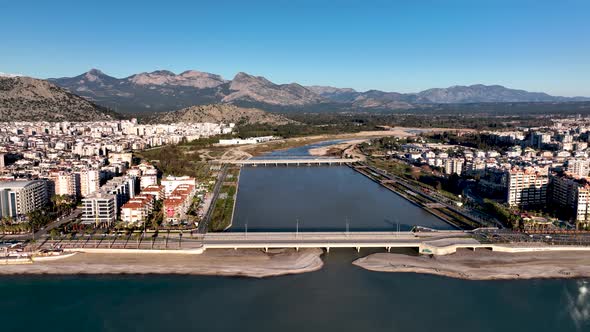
121 194 155 224
550 173 590 224
506 167 549 207
0 180 48 219
81 193 116 226
163 184 195 225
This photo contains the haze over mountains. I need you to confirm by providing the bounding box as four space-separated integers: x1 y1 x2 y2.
50 69 590 114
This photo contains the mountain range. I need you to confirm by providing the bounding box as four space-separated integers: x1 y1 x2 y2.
50 69 590 114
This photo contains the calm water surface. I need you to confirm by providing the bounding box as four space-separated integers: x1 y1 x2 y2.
1 251 589 332
1 142 589 331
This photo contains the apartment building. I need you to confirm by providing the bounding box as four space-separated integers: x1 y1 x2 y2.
162 176 196 197
49 171 80 198
566 158 590 177
444 158 464 175
0 180 48 219
121 194 155 224
77 169 101 197
506 167 549 207
550 173 590 223
81 193 116 226
163 184 196 225
142 185 165 201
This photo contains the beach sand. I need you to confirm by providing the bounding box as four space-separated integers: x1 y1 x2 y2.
353 249 590 280
0 248 324 278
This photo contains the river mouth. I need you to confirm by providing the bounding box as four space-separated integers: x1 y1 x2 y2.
230 140 454 232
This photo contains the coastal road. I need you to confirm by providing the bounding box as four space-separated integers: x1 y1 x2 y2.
1 208 82 242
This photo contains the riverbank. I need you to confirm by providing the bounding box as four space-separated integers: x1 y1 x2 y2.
308 139 366 157
353 249 590 280
0 248 324 278
240 128 468 157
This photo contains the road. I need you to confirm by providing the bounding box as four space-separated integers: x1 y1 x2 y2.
1 208 82 242
197 165 228 233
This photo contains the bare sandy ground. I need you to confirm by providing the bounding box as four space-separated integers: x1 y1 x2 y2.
0 248 324 278
308 139 367 157
353 249 590 280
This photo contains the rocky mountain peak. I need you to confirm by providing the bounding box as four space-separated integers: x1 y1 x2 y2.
84 68 108 82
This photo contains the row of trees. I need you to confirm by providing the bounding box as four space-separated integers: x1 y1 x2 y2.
0 194 77 235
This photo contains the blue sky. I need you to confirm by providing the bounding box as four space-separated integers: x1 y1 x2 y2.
1 0 589 96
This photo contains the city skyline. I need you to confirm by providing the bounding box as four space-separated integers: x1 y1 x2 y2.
1 0 589 96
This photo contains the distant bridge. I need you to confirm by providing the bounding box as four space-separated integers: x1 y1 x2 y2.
221 158 361 166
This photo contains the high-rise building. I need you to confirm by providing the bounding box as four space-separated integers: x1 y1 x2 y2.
444 158 464 175
0 180 48 219
550 174 590 223
49 171 81 198
506 167 549 207
77 170 101 197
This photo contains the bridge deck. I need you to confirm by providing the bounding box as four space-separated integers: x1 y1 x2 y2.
202 231 470 251
221 158 361 165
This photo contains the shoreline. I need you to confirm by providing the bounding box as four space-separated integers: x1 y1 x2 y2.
353 249 590 280
0 248 324 278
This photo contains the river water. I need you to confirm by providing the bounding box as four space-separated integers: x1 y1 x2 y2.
1 141 589 332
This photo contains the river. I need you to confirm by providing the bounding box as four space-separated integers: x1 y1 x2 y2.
1 141 589 332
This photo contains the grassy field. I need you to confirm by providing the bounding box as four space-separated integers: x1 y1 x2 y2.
209 167 240 232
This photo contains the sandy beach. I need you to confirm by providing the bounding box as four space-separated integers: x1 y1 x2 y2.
353 249 590 280
0 248 324 278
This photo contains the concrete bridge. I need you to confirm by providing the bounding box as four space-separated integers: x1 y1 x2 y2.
201 231 489 254
221 158 361 166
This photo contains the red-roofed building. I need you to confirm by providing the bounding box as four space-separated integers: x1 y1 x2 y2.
163 184 196 225
121 194 155 224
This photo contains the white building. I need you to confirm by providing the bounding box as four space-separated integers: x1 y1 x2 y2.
81 193 116 226
550 174 590 224
506 167 549 207
566 159 590 178
78 170 101 197
444 158 464 175
162 176 196 197
0 180 48 219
